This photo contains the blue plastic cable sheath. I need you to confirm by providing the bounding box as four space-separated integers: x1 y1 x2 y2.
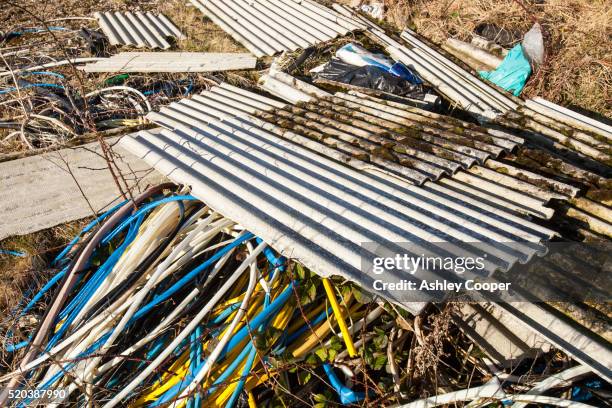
215 287 273 404
211 302 242 326
55 196 159 319
49 236 250 400
19 333 109 407
55 212 143 320
0 249 26 257
14 197 195 399
156 290 270 405
18 196 138 325
184 77 194 95
154 343 252 407
322 364 367 405
41 231 253 383
102 195 197 245
4 266 69 352
157 282 291 405
112 239 282 405
284 306 333 346
255 237 287 272
225 283 274 407
219 282 294 360
56 195 179 316
136 334 168 371
52 199 128 266
0 83 65 95
47 215 145 349
226 345 258 408
153 300 244 404
9 27 68 35
187 330 198 408
194 325 203 408
6 340 29 352
130 232 254 321
21 266 68 316
55 212 144 323
19 71 65 79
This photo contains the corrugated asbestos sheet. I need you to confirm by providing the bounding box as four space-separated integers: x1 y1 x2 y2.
122 83 559 314
81 52 257 73
0 135 164 240
323 9 612 380
94 11 185 49
188 0 366 57
253 91 523 184
158 83 564 219
526 97 612 139
259 70 578 219
509 99 612 166
402 29 518 119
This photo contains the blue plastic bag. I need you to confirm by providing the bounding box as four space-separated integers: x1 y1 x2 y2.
479 44 531 96
335 43 422 84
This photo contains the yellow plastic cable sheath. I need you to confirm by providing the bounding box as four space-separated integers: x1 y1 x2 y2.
247 391 257 408
138 279 286 405
209 298 294 406
290 302 361 358
321 278 357 357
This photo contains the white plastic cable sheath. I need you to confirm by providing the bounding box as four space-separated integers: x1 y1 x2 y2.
399 379 505 408
170 241 260 407
103 241 266 408
96 245 237 376
37 212 222 391
512 365 591 408
85 86 152 112
0 213 225 383
71 216 224 378
60 234 239 402
67 204 181 332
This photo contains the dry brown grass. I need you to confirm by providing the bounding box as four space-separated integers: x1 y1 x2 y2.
381 0 611 117
0 220 87 313
159 0 247 52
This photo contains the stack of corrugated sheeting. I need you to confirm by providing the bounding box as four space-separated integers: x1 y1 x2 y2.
253 91 522 184
259 70 580 220
526 97 612 140
507 98 612 167
496 98 612 239
94 12 185 49
123 83 560 314
369 28 520 121
125 84 612 381
189 83 571 219
188 0 366 57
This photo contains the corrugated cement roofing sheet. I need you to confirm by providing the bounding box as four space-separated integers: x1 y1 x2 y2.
94 11 185 50
188 0 366 57
147 84 567 219
121 83 559 313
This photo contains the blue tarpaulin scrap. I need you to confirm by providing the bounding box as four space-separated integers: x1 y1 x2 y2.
479 44 531 96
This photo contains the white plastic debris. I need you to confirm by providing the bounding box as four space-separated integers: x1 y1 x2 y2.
522 23 545 66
